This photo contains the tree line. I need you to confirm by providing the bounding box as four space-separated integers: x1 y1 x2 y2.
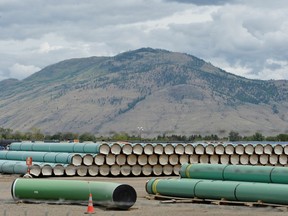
1 127 288 143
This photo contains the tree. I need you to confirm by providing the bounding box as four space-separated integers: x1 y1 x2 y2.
277 134 288 141
79 133 96 142
252 132 264 141
228 131 241 141
0 127 13 139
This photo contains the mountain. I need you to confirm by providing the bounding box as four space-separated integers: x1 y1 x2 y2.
1 48 288 137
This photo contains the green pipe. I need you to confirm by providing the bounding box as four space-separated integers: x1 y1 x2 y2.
11 178 137 209
223 165 271 182
0 160 41 177
146 178 201 198
194 180 240 201
180 163 225 179
180 163 288 184
146 178 288 205
235 182 288 204
0 150 82 165
9 142 101 154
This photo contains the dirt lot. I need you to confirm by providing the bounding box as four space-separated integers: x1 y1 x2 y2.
1 175 288 216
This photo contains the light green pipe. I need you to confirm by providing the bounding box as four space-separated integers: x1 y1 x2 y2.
146 177 288 205
12 178 137 209
0 160 41 177
0 150 83 165
180 163 288 184
9 142 101 154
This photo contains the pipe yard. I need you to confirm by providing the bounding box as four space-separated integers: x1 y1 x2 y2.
1 141 288 215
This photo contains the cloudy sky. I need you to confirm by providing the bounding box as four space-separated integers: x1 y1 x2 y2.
0 0 288 81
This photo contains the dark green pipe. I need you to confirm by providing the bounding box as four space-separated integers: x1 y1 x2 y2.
180 163 288 184
146 178 288 205
12 178 137 209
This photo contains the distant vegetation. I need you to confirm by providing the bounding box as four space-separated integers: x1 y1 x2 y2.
1 127 288 143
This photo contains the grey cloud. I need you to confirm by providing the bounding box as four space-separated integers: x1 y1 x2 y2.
0 0 288 81
165 0 236 5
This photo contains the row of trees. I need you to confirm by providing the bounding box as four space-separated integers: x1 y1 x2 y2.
1 127 288 143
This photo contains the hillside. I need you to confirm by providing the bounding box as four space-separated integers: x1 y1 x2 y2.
0 48 288 137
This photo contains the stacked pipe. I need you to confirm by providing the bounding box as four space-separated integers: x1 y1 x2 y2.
1 141 288 177
146 163 288 205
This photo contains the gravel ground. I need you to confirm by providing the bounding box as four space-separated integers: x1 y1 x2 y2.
1 175 288 216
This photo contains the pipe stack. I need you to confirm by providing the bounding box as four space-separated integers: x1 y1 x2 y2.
146 163 288 205
1 141 288 177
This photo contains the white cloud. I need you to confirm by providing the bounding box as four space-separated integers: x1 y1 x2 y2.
39 42 63 54
0 0 288 81
9 63 41 80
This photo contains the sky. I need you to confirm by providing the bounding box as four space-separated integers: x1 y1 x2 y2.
0 0 288 81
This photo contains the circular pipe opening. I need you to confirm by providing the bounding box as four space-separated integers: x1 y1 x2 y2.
152 165 162 176
259 154 269 165
210 155 219 164
99 143 110 155
138 154 148 166
112 184 137 210
99 164 110 176
175 144 185 155
184 144 194 154
122 145 133 155
144 144 154 155
127 154 137 166
163 164 173 175
120 165 131 176
111 143 122 155
110 164 121 176
154 144 164 155
83 154 94 166
131 165 142 176
88 165 98 176
159 154 169 165
116 154 126 166
148 154 158 166
76 165 87 177
94 154 105 166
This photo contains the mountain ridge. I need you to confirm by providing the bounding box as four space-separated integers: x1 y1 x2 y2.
0 48 288 136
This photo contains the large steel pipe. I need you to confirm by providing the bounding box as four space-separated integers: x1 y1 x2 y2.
9 142 102 154
1 150 83 166
146 178 288 205
154 143 164 155
180 163 288 184
12 178 137 210
143 143 154 155
0 160 41 177
184 144 194 155
174 144 185 155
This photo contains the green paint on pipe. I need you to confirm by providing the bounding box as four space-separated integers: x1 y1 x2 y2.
0 160 41 176
0 151 82 165
235 182 288 205
146 178 288 205
223 165 271 182
180 163 288 184
180 163 225 179
194 180 240 201
12 178 137 209
9 142 101 154
146 178 201 198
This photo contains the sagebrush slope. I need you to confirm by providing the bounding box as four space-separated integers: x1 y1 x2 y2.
0 48 288 136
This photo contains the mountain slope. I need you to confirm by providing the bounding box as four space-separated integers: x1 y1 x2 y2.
0 48 288 136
